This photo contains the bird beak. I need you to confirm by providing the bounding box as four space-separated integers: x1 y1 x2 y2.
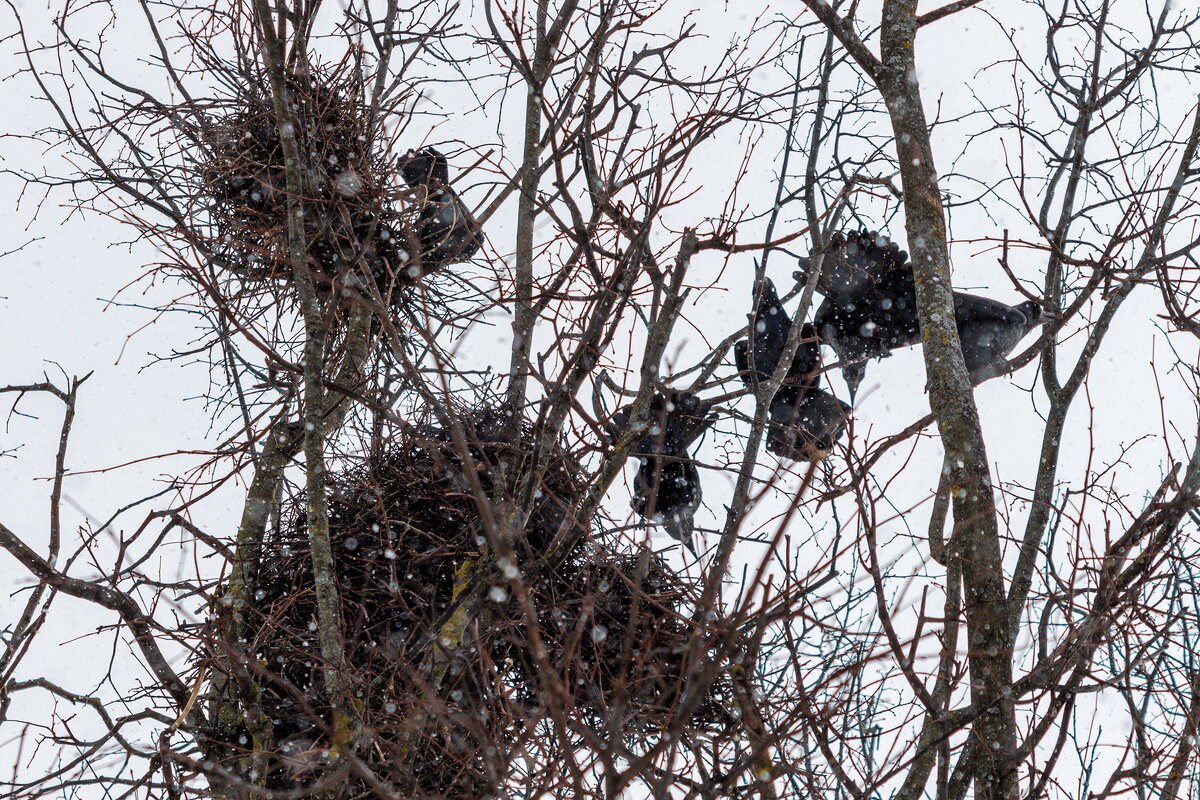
844 364 865 403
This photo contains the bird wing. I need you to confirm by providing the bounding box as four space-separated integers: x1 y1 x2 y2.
766 387 852 461
417 190 482 264
952 292 1030 326
635 460 700 545
610 392 667 454
795 252 875 300
612 391 712 457
796 230 910 302
734 340 750 383
429 150 451 185
786 322 822 387
797 389 851 432
606 405 631 448
954 293 1044 374
746 277 793 381
664 394 718 454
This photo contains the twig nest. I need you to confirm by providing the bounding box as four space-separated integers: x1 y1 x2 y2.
502 552 737 737
197 75 436 302
205 407 733 793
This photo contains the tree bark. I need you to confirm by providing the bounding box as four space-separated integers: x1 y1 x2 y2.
504 0 581 434
252 0 353 749
800 1 1018 796
875 5 1015 797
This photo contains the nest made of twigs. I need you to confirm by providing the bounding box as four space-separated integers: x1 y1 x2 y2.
197 71 429 304
206 408 734 794
499 552 736 735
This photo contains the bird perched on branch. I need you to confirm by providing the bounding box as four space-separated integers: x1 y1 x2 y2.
795 230 1045 396
795 230 920 399
733 277 820 392
954 294 1044 379
734 276 851 462
610 391 715 555
398 147 483 274
765 387 852 462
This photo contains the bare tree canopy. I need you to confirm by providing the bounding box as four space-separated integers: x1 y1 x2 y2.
2 1 1200 798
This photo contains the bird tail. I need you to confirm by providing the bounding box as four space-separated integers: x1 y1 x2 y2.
662 513 697 556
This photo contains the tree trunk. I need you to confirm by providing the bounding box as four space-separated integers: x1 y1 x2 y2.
874 2 1016 798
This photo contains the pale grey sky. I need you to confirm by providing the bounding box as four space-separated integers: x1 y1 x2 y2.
2 0 1197 795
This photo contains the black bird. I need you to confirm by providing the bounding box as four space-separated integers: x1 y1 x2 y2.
796 231 920 399
765 387 852 462
610 390 715 554
398 147 483 274
797 231 1044 395
732 277 851 462
954 294 1044 380
733 277 820 393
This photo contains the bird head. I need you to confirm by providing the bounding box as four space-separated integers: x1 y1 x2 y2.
843 362 866 401
1016 300 1048 327
753 275 781 304
400 148 450 187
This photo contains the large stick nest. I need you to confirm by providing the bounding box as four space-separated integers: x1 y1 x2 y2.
197 71 448 307
206 408 735 795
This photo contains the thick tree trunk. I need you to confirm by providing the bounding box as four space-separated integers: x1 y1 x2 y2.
799 0 1019 796
874 4 1016 798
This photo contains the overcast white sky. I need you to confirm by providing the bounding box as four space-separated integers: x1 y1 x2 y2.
2 0 1198 794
